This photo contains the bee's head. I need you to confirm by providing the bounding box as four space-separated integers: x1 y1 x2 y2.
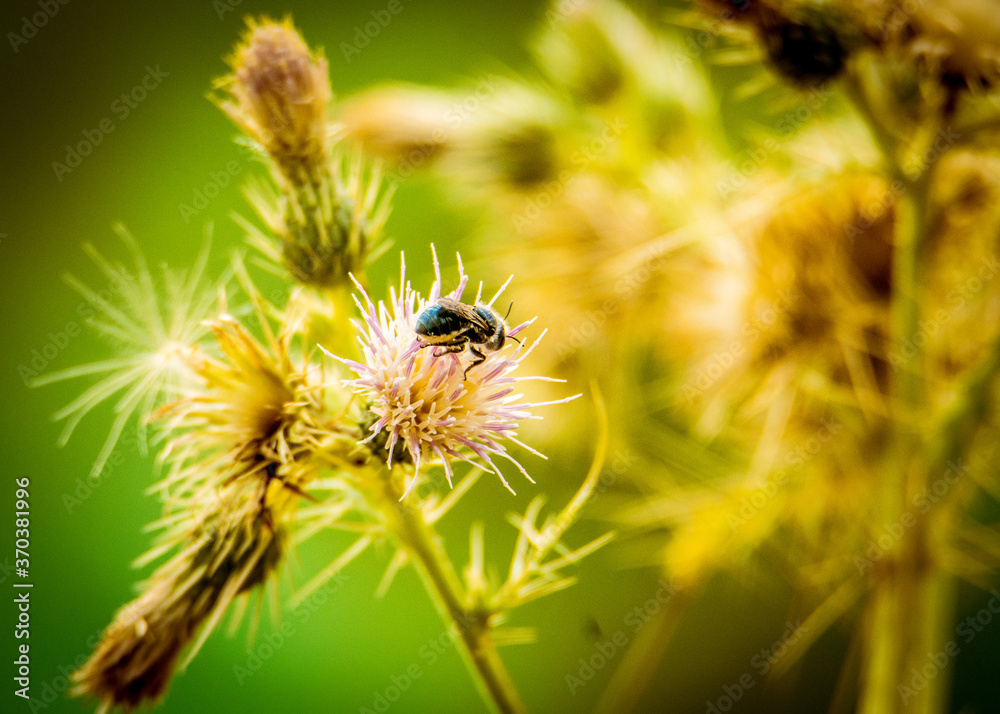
475 305 506 351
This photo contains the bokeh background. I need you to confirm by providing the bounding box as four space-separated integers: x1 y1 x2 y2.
3 1 1000 713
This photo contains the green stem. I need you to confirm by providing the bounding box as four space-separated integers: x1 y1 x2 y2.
373 467 528 714
846 64 953 714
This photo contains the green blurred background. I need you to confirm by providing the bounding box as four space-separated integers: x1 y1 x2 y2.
2 1 1000 713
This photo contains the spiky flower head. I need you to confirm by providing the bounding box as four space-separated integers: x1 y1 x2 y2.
324 248 578 498
33 227 218 477
159 314 333 497
217 17 330 177
697 171 896 416
73 271 352 713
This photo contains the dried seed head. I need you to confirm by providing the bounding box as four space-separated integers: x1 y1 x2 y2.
158 303 345 498
691 172 896 413
72 488 286 713
762 11 849 87
73 292 349 712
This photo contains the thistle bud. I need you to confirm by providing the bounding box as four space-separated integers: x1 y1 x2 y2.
218 18 331 179
218 19 392 291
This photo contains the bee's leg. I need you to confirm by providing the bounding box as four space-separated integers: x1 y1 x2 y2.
464 346 487 379
431 340 468 358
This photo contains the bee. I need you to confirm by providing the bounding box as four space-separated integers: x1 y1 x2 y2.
415 298 518 377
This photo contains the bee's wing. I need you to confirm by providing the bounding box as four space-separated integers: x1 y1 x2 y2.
437 298 490 330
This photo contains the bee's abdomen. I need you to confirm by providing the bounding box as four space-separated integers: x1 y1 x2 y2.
415 305 469 339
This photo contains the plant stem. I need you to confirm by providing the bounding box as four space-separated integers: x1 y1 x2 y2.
847 64 955 714
373 467 529 714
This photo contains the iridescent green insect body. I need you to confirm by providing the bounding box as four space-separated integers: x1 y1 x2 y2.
415 298 512 376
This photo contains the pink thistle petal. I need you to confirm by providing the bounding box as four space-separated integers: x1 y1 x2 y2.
487 275 513 307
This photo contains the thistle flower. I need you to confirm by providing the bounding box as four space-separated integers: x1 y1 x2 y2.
159 315 331 498
73 264 352 712
156 256 353 500
681 171 896 419
33 226 218 476
324 248 579 497
216 17 331 178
